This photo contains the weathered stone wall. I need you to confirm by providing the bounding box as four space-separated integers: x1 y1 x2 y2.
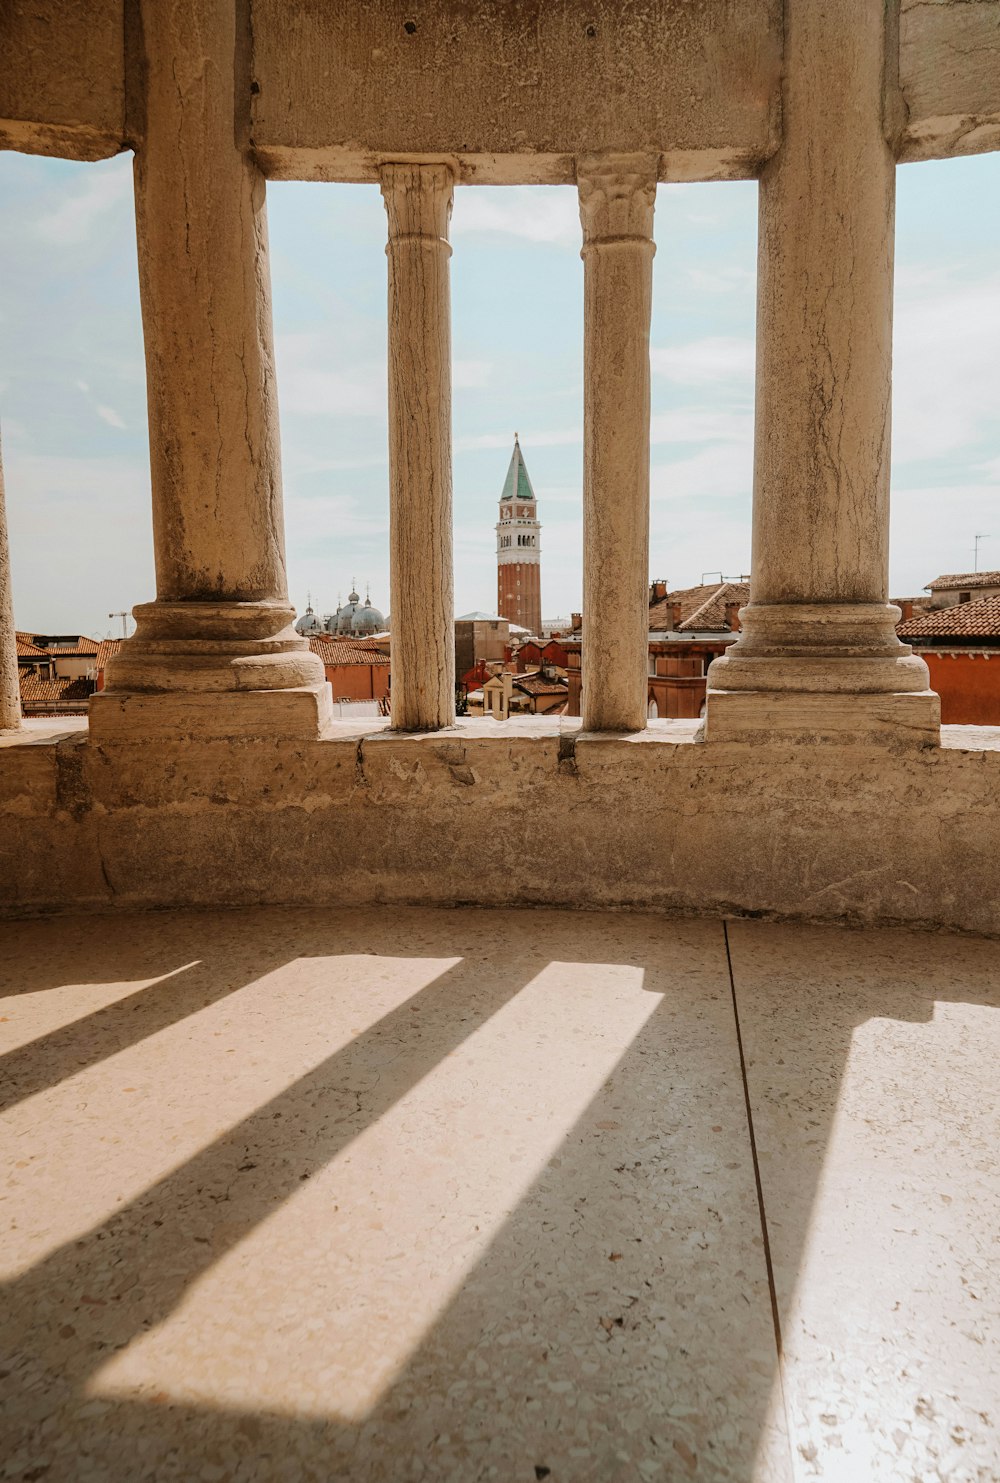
2 722 999 935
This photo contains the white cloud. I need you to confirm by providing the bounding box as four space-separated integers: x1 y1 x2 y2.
4 452 154 634
275 333 386 418
685 265 756 295
34 162 132 248
892 272 1000 465
651 443 752 503
453 359 493 389
456 427 581 453
651 408 753 446
96 404 127 430
452 188 580 247
651 336 755 385
890 481 1000 594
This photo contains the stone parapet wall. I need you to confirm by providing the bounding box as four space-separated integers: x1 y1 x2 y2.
2 720 998 935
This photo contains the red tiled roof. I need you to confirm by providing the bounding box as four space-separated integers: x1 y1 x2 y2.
18 673 95 709
649 581 749 633
926 572 1000 592
16 633 101 656
15 634 48 659
94 638 123 671
309 637 390 666
513 673 568 696
898 595 1000 640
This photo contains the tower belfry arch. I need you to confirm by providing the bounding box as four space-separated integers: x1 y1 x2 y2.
495 435 542 637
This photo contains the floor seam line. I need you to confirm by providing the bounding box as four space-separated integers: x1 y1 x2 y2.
723 919 782 1355
723 920 798 1473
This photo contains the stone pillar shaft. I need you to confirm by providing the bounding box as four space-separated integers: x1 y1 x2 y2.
0 429 21 732
578 155 657 733
706 0 936 741
92 0 328 740
381 163 455 732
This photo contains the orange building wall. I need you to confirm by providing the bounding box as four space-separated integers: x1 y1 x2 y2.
921 651 1000 725
323 663 390 702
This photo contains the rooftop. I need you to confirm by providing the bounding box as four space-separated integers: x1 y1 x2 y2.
499 437 537 506
925 572 1000 591
898 595 1000 640
648 581 750 634
308 637 391 667
1 904 996 1480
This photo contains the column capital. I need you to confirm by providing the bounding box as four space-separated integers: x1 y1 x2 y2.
380 162 455 250
577 153 658 248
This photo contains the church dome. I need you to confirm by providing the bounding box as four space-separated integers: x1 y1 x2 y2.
351 601 385 634
326 588 385 636
294 604 324 636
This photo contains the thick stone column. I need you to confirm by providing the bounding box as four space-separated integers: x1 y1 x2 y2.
381 163 455 732
0 429 21 732
578 154 657 733
90 0 330 741
705 0 937 743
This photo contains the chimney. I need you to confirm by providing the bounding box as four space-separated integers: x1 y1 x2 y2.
670 600 683 630
650 579 667 603
571 612 582 633
898 599 913 623
725 600 742 632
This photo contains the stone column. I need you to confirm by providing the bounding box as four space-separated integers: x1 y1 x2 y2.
705 0 937 743
380 163 455 732
90 0 330 741
0 428 21 732
578 154 657 733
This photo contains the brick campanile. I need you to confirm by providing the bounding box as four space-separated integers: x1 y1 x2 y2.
496 436 542 636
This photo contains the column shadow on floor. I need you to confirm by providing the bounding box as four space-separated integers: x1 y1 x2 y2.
1 909 996 1481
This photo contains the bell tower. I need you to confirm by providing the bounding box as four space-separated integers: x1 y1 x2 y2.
495 435 542 636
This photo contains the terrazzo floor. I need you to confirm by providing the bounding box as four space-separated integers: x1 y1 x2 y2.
0 906 997 1481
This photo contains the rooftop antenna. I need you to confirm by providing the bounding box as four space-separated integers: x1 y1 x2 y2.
108 611 129 639
974 533 991 572
701 570 724 585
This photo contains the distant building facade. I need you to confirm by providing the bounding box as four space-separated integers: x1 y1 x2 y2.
17 632 100 715
496 437 542 637
898 595 1000 725
455 613 510 683
563 580 748 720
924 572 1000 611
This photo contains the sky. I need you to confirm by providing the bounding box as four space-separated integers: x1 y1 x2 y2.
0 149 998 638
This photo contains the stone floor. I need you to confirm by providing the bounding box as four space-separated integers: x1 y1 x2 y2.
0 906 997 1482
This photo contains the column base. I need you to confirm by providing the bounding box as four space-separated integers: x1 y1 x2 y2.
702 687 940 745
89 683 334 742
701 602 940 744
90 600 334 741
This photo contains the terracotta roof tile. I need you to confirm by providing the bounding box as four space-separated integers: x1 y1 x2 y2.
513 673 568 696
15 634 48 658
309 637 391 666
18 673 95 708
649 581 749 633
17 633 101 656
926 572 1000 591
898 595 1000 639
94 639 123 671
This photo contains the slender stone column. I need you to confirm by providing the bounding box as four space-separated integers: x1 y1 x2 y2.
380 163 455 732
0 429 21 732
705 0 937 743
578 154 657 733
90 0 330 741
